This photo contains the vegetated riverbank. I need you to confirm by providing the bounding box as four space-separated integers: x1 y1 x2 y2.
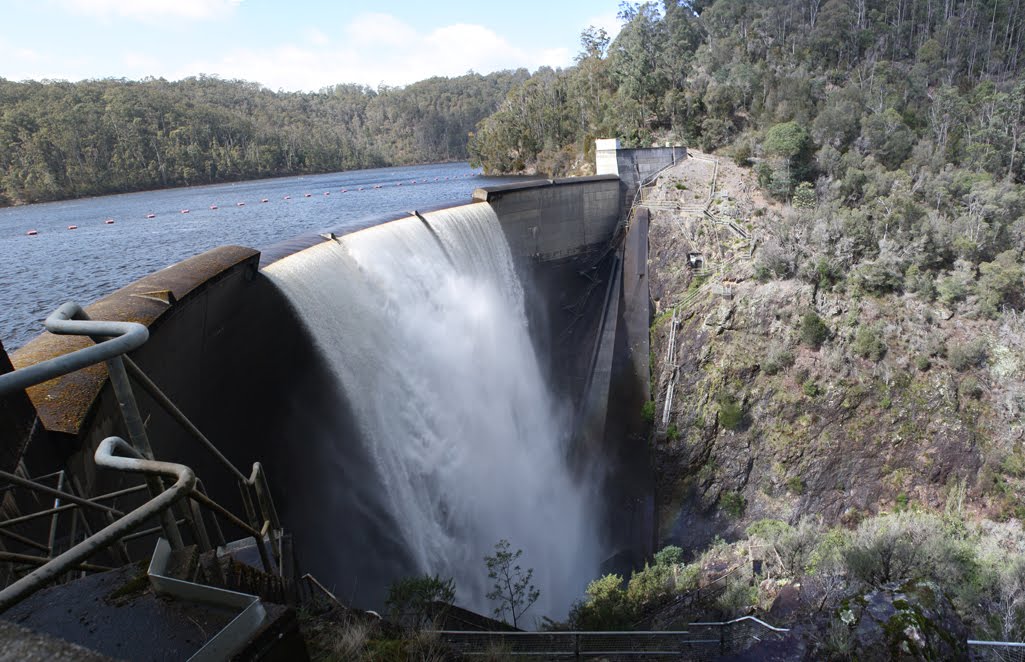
0 71 526 206
584 152 1025 655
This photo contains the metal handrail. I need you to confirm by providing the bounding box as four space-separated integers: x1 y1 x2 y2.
690 615 790 632
0 436 279 612
0 303 148 395
0 303 286 613
0 437 194 611
1 303 280 536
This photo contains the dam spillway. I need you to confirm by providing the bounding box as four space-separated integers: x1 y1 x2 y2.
263 203 600 615
0 154 677 639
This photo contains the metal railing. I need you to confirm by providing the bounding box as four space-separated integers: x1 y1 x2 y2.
970 640 1025 661
0 302 284 612
437 617 788 659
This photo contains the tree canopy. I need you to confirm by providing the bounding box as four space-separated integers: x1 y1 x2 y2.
0 71 527 205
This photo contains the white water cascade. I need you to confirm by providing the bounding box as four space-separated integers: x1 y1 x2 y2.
265 204 601 620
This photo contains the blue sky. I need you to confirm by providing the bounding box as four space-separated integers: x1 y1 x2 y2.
1 0 625 91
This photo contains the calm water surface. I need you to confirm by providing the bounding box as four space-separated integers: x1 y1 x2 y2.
0 162 520 349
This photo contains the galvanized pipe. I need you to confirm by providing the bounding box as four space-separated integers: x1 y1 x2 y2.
89 484 148 503
0 551 113 573
105 354 183 550
47 471 65 558
0 302 148 396
0 437 195 613
250 463 281 532
71 474 130 565
189 491 272 574
119 519 187 544
0 527 51 553
196 481 226 548
0 503 80 529
188 500 212 553
0 470 121 517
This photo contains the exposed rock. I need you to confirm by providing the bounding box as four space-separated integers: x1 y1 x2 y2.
837 583 969 660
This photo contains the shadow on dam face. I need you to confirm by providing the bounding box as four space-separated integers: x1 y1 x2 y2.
3 175 651 623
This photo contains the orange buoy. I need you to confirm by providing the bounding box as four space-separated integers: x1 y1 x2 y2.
181 209 190 214
146 213 156 218
210 204 218 210
104 219 115 225
260 198 269 203
283 195 291 200
67 225 78 230
26 230 38 236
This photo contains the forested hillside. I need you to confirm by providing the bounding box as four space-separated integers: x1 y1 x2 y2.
0 71 526 205
472 0 1025 184
471 0 1025 337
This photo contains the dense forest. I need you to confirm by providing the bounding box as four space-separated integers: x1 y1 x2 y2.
0 71 527 205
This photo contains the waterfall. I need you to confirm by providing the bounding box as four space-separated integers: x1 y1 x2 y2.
264 203 600 620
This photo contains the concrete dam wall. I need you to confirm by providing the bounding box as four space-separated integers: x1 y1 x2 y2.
0 174 650 618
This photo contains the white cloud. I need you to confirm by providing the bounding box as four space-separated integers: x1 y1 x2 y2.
176 14 572 91
305 28 330 47
55 0 243 21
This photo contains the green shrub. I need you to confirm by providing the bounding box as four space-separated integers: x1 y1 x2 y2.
716 580 758 617
792 181 816 208
720 491 747 518
654 545 684 566
802 380 820 397
842 511 974 589
666 423 680 441
852 324 887 361
915 355 932 371
905 264 937 299
949 338 988 371
717 394 744 430
627 562 674 607
800 312 830 349
746 519 793 541
385 574 455 630
937 262 975 305
787 477 805 495
1001 450 1025 478
569 574 634 630
641 400 655 424
762 343 795 375
959 376 983 399
926 333 948 358
977 250 1023 318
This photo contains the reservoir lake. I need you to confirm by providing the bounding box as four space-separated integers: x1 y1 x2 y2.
0 162 520 350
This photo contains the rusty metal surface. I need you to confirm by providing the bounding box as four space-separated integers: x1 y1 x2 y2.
10 246 259 438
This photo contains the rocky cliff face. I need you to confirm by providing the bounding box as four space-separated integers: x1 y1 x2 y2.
645 153 1023 557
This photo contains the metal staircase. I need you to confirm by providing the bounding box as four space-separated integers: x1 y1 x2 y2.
0 303 304 659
